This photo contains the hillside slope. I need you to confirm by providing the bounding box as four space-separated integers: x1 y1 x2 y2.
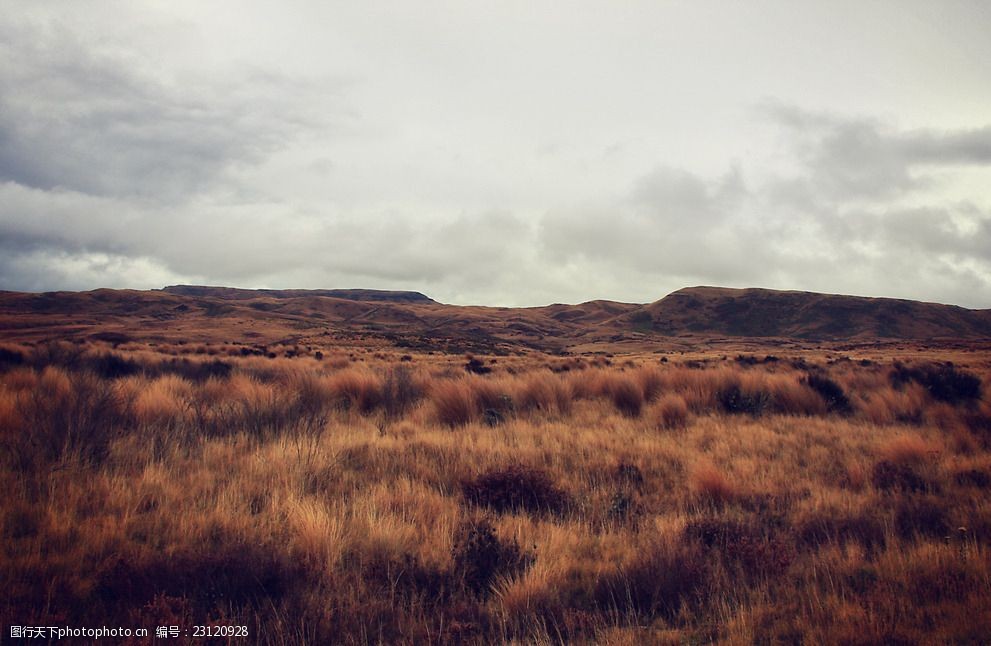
641 286 991 340
0 285 988 352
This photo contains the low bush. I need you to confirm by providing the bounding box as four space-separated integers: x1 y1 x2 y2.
718 383 771 417
891 362 982 404
802 372 853 415
432 379 477 427
461 465 571 516
654 394 689 429
451 517 534 595
683 516 793 578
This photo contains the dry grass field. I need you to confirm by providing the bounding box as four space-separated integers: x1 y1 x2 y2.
2 334 990 644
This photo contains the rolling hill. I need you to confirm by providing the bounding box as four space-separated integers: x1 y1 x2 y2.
0 285 988 353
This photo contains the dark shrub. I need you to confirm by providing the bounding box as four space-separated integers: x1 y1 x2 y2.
461 465 570 516
593 539 707 620
718 385 771 417
89 331 132 345
802 372 853 415
797 512 887 553
465 358 491 375
891 362 982 404
871 460 929 493
954 469 991 489
683 517 793 578
894 496 950 540
451 518 534 595
97 540 297 613
360 551 451 603
84 352 142 379
31 341 85 369
154 358 233 382
0 346 25 370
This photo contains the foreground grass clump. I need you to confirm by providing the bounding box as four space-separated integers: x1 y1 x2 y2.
1 343 990 643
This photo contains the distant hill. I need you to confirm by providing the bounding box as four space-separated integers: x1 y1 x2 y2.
0 285 988 353
160 285 436 304
639 286 991 340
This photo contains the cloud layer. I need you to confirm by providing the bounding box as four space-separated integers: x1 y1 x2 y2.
1 3 990 307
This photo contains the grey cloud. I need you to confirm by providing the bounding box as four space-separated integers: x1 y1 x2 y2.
763 103 991 202
0 18 325 200
536 107 991 307
539 165 764 284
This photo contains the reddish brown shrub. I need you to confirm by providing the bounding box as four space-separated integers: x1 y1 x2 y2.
683 517 793 578
461 465 571 516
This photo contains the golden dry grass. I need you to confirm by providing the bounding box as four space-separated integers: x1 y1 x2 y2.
1 343 990 644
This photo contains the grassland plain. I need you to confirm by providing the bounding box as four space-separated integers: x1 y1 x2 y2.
1 339 990 644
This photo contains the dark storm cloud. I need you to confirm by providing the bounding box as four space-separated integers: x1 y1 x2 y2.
0 19 318 200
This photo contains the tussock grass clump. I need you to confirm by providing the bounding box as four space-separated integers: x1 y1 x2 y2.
431 379 477 427
635 366 664 402
652 393 689 429
16 368 133 466
461 465 571 516
689 462 736 505
328 368 382 414
381 365 423 419
515 372 572 416
609 376 644 418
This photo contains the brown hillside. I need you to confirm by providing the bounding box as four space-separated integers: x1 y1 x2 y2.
642 286 991 340
0 285 988 353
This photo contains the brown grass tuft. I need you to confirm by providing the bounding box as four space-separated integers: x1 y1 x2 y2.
431 379 478 427
652 393 689 430
689 461 736 504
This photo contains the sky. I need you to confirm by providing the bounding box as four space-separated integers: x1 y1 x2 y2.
1 1 990 307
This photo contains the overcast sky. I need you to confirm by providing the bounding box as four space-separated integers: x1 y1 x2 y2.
2 1 990 307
